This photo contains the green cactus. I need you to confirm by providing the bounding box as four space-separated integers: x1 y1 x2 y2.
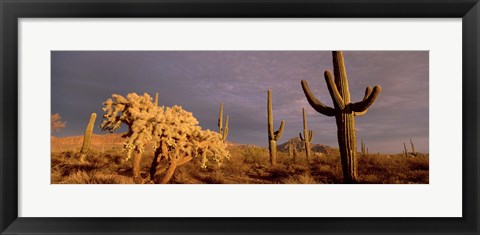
267 89 285 165
299 108 314 163
218 102 229 142
301 51 381 183
79 113 97 162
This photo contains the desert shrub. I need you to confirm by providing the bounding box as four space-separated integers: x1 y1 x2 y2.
241 146 269 164
282 174 317 184
59 170 134 184
100 92 230 184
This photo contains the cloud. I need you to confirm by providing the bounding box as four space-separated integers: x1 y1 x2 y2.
52 51 428 153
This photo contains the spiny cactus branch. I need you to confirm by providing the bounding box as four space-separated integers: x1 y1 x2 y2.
222 115 229 142
351 86 382 113
324 70 345 110
300 80 336 117
274 120 285 141
363 87 373 101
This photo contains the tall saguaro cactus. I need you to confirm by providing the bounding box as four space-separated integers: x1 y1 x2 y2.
79 113 97 162
301 51 381 183
267 90 285 165
299 108 314 163
218 102 229 142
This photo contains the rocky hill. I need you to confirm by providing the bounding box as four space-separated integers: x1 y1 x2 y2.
277 137 337 155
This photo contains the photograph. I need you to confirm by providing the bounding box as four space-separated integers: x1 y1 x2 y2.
50 50 429 184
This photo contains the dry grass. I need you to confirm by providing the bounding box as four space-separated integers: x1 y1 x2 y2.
51 145 429 184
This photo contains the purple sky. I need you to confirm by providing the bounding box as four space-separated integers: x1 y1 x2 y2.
51 51 429 154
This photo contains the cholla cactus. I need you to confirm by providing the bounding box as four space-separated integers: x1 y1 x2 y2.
100 93 157 183
101 92 230 184
150 105 229 183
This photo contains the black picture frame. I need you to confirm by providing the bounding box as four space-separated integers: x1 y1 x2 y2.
1 0 479 234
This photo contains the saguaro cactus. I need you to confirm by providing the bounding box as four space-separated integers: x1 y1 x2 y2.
301 51 381 183
218 102 229 142
79 113 97 162
288 140 294 158
299 108 314 163
404 142 408 158
267 90 285 165
410 138 416 156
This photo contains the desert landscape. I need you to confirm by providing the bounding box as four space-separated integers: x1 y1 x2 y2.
51 51 429 184
51 133 428 184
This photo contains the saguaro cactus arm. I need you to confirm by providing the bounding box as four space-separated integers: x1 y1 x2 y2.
363 86 373 101
324 70 345 110
308 129 314 142
354 87 374 116
301 80 336 117
222 115 229 141
274 120 285 141
351 86 382 113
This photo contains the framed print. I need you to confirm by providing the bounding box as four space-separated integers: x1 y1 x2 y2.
1 0 479 234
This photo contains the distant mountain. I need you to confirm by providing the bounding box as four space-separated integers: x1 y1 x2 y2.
277 137 336 154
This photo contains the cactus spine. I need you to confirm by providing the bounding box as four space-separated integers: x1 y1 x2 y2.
80 113 97 162
301 51 381 183
299 108 314 163
218 102 229 142
267 90 285 165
